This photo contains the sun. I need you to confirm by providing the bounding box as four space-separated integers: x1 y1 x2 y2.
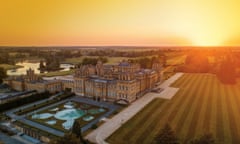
189 35 225 46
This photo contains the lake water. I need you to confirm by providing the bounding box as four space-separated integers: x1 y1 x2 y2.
7 62 74 76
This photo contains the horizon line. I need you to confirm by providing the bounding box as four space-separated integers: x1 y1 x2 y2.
0 45 239 48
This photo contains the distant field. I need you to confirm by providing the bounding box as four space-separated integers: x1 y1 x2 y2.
40 70 74 77
63 56 91 64
63 55 158 65
64 56 129 64
107 74 240 144
0 64 23 70
166 55 186 65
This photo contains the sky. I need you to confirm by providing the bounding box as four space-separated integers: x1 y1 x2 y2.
0 0 240 46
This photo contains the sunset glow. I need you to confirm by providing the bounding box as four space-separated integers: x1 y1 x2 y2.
0 0 240 46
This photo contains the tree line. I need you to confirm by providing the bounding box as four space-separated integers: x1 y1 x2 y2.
0 68 7 83
0 52 15 65
176 50 240 84
80 57 108 66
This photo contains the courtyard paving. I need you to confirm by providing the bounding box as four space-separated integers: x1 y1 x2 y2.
85 72 184 144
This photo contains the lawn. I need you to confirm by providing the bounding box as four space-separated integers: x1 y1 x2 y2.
63 56 158 65
166 54 186 66
40 70 74 77
107 73 240 144
0 64 23 70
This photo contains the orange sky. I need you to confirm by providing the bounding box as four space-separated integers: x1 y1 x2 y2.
0 0 240 46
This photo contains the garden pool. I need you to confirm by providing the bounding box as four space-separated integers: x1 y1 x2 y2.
54 109 86 121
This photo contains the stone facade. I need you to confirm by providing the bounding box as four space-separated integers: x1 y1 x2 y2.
61 60 162 104
4 68 62 93
14 123 51 143
4 61 162 104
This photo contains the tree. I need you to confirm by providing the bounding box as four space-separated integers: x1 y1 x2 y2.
0 52 10 64
71 120 85 144
155 123 179 144
178 52 210 73
44 55 61 71
72 120 81 137
162 55 167 67
39 60 45 70
158 55 167 67
137 57 151 68
98 56 108 63
82 57 98 65
190 133 215 144
0 67 7 83
217 56 236 84
50 133 81 144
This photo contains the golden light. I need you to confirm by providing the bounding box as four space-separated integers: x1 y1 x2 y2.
0 0 240 46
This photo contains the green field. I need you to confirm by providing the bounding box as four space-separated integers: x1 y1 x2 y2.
0 64 23 70
107 73 240 144
166 55 186 66
64 56 158 65
64 56 129 64
40 70 74 77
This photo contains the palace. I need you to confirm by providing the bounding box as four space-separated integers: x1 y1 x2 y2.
4 60 162 104
4 68 62 93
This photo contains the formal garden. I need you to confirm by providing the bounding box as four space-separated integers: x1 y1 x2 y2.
28 100 108 132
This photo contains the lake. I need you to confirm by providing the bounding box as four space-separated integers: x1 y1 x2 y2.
7 62 74 76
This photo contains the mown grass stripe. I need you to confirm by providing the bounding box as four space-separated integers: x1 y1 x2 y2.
208 75 218 138
169 74 200 126
174 74 203 139
160 74 198 123
231 86 240 120
195 74 215 137
122 99 163 138
107 74 240 144
185 74 209 142
108 99 165 143
167 74 196 122
220 83 232 143
181 74 206 142
109 100 162 142
215 80 225 143
168 74 198 123
142 74 199 143
231 87 240 142
139 97 186 143
202 76 213 132
127 100 166 143
171 74 188 87
134 100 167 144
225 86 240 143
